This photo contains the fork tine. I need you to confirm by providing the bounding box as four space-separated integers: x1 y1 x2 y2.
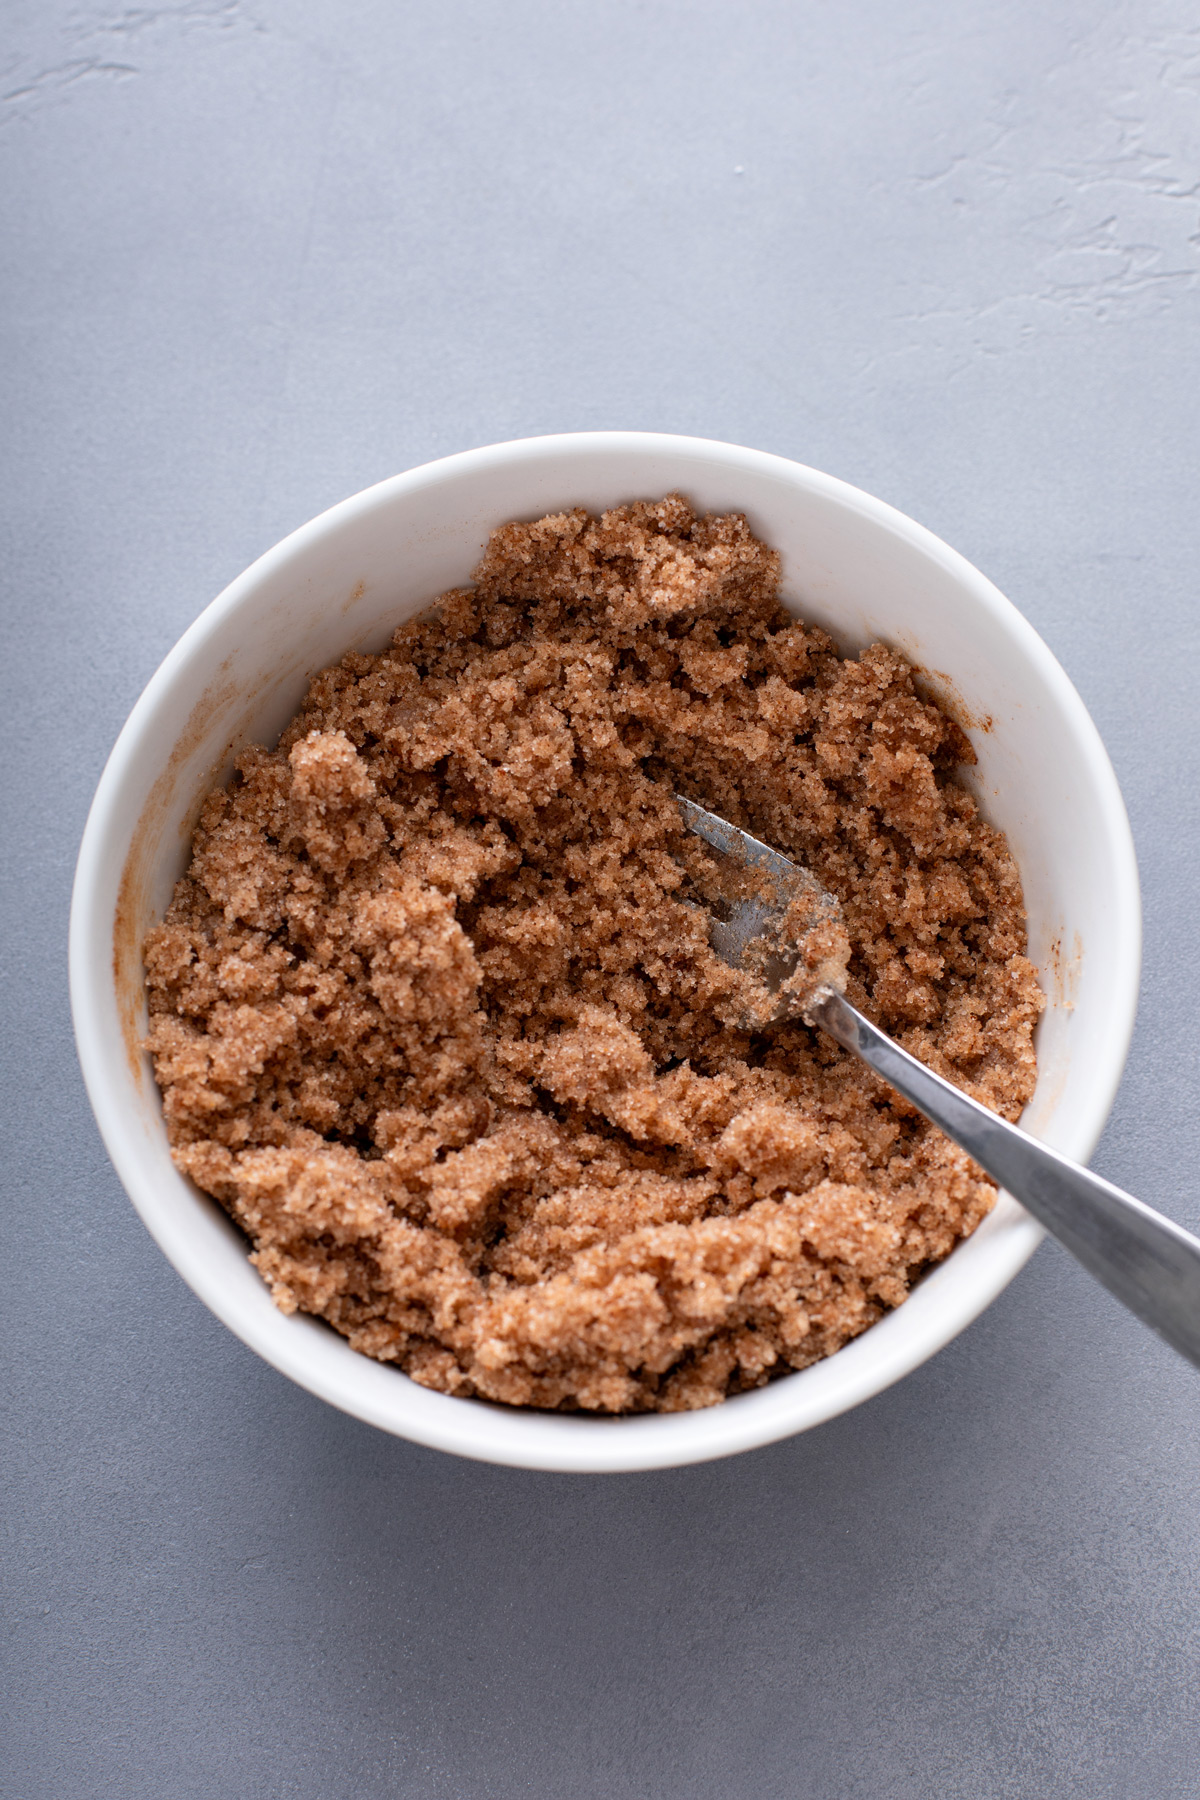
673 794 800 882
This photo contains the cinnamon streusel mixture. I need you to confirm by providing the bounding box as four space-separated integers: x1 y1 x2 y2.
144 496 1042 1411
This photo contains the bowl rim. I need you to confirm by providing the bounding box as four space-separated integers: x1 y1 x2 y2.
69 430 1142 1471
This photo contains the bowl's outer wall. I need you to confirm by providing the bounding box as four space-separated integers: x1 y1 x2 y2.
70 434 1141 1471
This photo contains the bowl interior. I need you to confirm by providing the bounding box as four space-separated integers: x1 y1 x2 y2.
71 434 1140 1471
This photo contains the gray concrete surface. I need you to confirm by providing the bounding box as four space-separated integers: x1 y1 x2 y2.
3 3 1199 1795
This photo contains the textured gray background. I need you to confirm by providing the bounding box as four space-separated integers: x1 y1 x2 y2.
3 2 1199 1795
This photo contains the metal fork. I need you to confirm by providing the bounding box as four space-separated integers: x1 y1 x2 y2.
676 793 1200 1368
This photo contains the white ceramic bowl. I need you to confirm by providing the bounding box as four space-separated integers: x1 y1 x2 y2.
70 433 1140 1471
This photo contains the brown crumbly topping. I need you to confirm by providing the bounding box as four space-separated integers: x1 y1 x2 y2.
144 496 1043 1413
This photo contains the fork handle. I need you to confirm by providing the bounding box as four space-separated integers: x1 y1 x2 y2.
806 987 1200 1368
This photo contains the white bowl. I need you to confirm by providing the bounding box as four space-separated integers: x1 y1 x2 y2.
70 433 1141 1472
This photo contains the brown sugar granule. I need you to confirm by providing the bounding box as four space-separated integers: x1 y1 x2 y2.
144 496 1043 1412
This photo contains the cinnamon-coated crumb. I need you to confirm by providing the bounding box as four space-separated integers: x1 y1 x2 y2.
144 496 1042 1412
